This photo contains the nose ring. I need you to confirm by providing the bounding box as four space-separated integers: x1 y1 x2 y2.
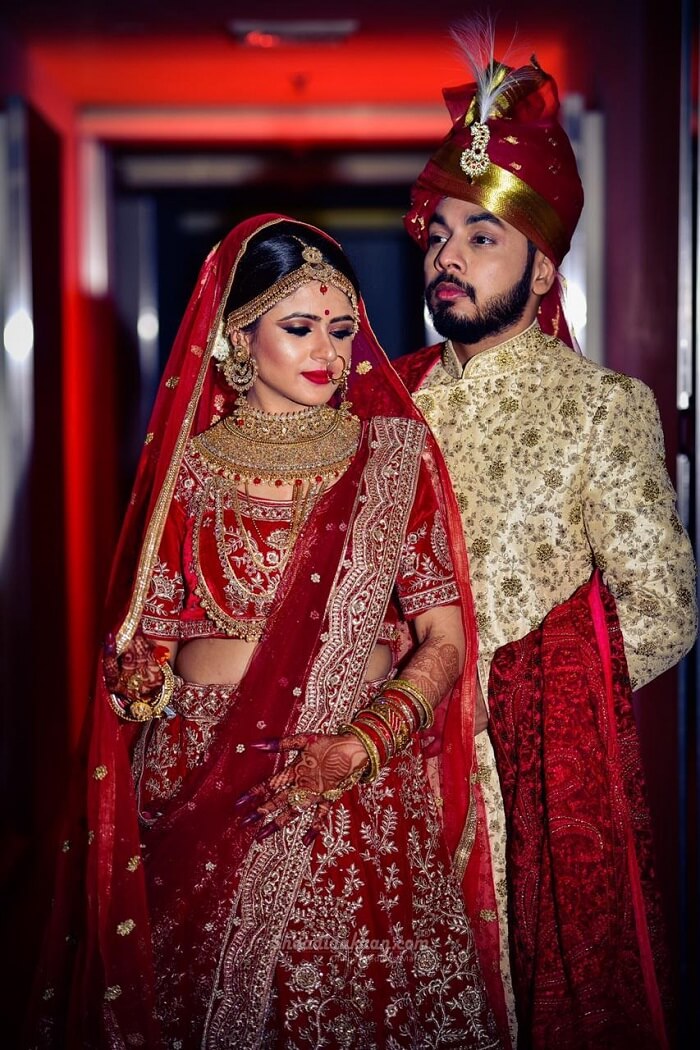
326 354 350 386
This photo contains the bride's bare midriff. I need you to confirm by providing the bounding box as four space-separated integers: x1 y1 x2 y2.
174 637 392 687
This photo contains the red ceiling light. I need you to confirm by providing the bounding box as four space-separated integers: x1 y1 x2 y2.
243 31 282 49
229 20 359 47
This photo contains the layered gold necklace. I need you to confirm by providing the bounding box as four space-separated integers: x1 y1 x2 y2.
197 400 361 486
194 400 361 581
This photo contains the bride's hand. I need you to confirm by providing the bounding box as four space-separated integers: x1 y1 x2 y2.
235 732 368 845
103 627 169 708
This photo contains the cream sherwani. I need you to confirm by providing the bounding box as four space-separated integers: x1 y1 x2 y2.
399 320 697 1035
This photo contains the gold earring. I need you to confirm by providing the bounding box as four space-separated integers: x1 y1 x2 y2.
220 341 258 393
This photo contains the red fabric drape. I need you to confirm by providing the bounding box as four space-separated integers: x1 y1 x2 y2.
488 571 672 1049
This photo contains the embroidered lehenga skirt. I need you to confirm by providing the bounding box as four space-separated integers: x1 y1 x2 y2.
133 678 500 1049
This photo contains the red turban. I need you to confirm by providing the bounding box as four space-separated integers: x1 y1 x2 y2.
405 60 583 267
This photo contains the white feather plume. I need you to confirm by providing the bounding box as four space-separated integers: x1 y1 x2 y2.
450 14 537 123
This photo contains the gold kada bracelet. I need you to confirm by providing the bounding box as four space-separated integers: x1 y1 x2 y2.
109 660 176 722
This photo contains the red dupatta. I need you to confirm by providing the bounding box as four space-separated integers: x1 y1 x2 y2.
29 215 501 1047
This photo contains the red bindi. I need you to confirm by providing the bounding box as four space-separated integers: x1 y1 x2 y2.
320 284 328 294
324 309 330 315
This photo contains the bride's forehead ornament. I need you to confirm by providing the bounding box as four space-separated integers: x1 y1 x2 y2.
224 237 359 335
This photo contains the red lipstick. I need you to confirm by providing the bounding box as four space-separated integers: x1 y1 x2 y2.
302 370 331 385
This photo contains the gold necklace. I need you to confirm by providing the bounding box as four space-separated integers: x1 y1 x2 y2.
194 401 361 588
195 401 361 487
230 479 323 582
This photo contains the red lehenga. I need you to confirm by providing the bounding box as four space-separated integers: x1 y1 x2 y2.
29 216 505 1049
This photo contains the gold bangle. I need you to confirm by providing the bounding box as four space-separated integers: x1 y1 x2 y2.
384 678 435 730
386 678 434 725
109 661 176 722
337 722 381 783
374 692 418 734
352 711 395 763
351 711 394 763
150 660 176 717
363 705 401 753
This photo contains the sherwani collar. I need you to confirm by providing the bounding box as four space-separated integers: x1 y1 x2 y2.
441 320 549 381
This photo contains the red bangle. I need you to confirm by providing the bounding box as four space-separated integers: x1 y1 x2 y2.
351 712 393 765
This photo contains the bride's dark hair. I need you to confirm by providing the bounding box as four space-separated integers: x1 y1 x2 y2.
225 220 360 326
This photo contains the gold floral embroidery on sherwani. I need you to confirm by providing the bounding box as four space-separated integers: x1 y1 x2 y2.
413 322 696 693
410 320 697 1040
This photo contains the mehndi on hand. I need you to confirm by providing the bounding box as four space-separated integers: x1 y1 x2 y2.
234 732 367 845
104 627 174 721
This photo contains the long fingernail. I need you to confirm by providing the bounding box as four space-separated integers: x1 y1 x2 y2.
240 811 262 827
302 828 319 846
233 792 253 810
249 740 279 753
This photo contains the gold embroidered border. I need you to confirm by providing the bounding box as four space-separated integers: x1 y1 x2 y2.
301 415 427 732
453 781 479 881
203 419 428 1045
193 476 278 618
116 217 286 652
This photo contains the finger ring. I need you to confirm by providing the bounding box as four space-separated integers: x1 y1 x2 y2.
288 787 315 810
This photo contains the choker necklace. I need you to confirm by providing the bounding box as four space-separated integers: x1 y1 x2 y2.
195 401 361 487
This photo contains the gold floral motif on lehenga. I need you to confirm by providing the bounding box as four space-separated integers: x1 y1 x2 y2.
274 751 499 1049
133 680 240 808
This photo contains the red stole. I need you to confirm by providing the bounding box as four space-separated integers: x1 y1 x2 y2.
488 571 671 1049
393 343 443 393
